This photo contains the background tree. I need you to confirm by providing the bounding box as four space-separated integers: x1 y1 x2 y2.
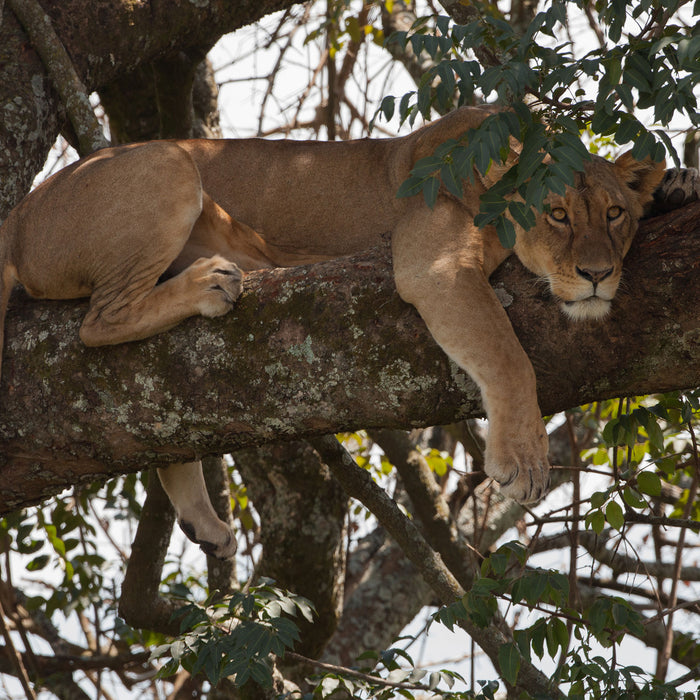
0 1 699 699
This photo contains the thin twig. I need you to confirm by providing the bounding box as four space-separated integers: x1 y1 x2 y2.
657 417 700 680
644 598 700 626
565 412 582 610
0 596 36 700
286 651 437 692
369 429 478 591
528 512 700 532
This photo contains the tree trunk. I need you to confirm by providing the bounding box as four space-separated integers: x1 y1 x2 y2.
0 0 297 217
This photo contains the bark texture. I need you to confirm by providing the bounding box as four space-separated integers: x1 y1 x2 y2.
1 203 699 511
236 442 348 657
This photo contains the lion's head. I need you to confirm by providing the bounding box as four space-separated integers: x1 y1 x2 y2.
513 152 666 321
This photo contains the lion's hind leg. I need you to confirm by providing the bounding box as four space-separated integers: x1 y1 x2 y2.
157 461 237 559
79 254 243 346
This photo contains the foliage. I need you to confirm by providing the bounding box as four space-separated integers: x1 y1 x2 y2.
150 580 314 687
152 580 502 700
432 505 700 699
377 0 699 246
584 391 700 531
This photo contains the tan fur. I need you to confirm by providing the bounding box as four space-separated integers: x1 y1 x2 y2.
0 107 665 556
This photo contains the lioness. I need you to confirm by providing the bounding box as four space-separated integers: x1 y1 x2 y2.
0 106 668 559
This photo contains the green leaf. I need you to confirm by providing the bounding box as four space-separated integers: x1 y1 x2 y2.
472 137 493 176
605 501 624 531
27 554 50 571
410 154 444 179
586 509 605 534
546 617 569 658
398 92 414 123
622 486 647 509
637 471 661 497
508 200 536 230
422 176 440 209
498 642 521 686
611 600 629 627
378 95 395 122
529 619 546 659
417 83 431 118
590 490 607 509
602 418 622 447
396 175 425 199
631 130 657 160
522 570 549 607
440 160 463 199
546 160 576 189
516 134 546 185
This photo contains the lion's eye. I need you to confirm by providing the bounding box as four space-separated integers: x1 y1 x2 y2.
607 205 623 220
549 207 568 223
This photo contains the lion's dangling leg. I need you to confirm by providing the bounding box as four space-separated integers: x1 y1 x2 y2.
392 200 550 503
157 461 237 559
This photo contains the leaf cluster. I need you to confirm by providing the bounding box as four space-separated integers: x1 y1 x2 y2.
149 579 315 687
560 629 699 700
1 497 110 618
430 525 699 695
306 0 386 57
314 645 497 700
585 391 700 532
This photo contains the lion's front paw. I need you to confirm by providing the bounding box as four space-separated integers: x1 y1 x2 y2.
178 518 238 560
484 425 550 503
189 255 244 318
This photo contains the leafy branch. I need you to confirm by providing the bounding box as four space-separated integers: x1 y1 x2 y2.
377 1 699 246
149 579 315 687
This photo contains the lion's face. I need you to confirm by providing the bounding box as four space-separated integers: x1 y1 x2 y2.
512 152 666 321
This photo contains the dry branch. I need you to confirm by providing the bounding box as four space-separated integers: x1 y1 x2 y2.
1 204 699 512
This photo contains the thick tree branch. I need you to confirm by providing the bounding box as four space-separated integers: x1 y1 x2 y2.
235 441 348 657
1 205 699 511
321 531 433 667
370 428 477 589
320 420 585 673
204 456 237 595
118 471 182 636
22 0 297 93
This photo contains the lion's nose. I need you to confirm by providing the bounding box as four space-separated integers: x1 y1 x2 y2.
576 266 614 285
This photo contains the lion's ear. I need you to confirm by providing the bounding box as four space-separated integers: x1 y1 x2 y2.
614 151 666 204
